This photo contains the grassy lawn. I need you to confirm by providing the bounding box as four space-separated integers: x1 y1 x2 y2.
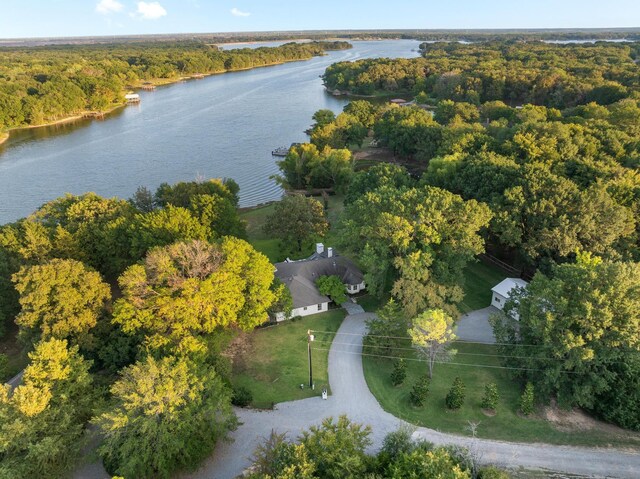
363 342 640 448
239 203 282 262
458 260 506 313
231 309 346 408
239 194 346 263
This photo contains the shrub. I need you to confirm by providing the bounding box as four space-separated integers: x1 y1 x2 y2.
520 382 535 415
390 358 407 386
481 383 499 411
232 385 253 407
478 465 511 478
409 374 430 407
445 377 465 410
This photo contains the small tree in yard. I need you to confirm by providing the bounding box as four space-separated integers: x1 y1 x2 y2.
520 382 535 415
481 383 499 411
408 309 457 379
391 358 407 386
446 377 466 410
263 194 328 253
409 374 430 407
316 275 347 305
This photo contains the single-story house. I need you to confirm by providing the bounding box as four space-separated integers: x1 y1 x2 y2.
273 243 365 321
491 278 528 320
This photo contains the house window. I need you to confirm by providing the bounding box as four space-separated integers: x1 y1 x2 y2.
494 297 501 303
318 303 323 310
303 306 307 311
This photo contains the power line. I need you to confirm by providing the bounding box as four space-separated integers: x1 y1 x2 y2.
310 329 640 352
311 346 580 374
311 339 599 363
311 329 543 347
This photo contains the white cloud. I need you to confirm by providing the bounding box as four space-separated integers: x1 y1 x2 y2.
230 7 251 17
135 1 167 20
96 0 124 15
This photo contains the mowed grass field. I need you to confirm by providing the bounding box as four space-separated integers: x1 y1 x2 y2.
231 309 345 408
362 343 640 447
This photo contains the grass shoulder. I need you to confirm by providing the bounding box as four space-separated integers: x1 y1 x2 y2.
230 309 346 408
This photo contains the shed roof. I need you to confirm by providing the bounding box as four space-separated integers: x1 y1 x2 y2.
491 278 528 298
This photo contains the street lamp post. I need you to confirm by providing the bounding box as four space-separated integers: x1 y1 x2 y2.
307 330 314 389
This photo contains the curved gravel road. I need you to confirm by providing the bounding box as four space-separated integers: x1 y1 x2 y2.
181 312 640 479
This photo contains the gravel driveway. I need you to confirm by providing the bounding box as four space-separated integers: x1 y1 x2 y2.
181 312 640 479
75 312 640 478
456 306 499 344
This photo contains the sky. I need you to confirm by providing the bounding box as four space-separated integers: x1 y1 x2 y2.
1 0 639 39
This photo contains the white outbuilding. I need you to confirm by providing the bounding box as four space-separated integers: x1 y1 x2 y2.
491 278 528 319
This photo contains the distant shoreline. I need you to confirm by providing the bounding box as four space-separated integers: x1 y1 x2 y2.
0 54 326 148
0 104 126 147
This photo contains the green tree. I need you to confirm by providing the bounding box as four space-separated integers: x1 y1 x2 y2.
339 185 491 316
129 205 209 259
481 383 499 411
13 258 111 349
300 415 372 479
264 195 328 253
409 309 457 379
95 355 235 479
250 431 316 479
275 143 354 191
344 163 413 206
391 358 407 386
114 239 276 354
268 277 294 320
520 382 535 416
0 338 93 479
129 186 155 213
364 299 409 355
312 109 336 129
316 275 347 305
445 377 466 410
409 374 430 407
389 448 470 479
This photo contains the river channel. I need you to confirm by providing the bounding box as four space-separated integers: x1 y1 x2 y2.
0 40 421 224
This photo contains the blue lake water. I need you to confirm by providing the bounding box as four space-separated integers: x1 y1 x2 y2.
0 40 421 224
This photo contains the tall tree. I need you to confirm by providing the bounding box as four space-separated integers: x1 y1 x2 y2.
0 339 93 479
12 258 111 349
409 309 457 379
114 239 276 354
339 184 492 316
491 252 640 429
300 416 372 479
264 195 329 253
95 355 234 479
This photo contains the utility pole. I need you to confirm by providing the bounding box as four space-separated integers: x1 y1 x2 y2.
307 329 314 389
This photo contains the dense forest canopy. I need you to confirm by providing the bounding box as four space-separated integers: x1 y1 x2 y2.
0 40 350 130
303 40 640 430
323 41 640 108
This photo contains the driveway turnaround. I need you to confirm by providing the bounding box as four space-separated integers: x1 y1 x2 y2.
181 312 640 479
456 306 499 344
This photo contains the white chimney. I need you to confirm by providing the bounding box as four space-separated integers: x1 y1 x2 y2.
316 243 324 255
327 247 333 258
